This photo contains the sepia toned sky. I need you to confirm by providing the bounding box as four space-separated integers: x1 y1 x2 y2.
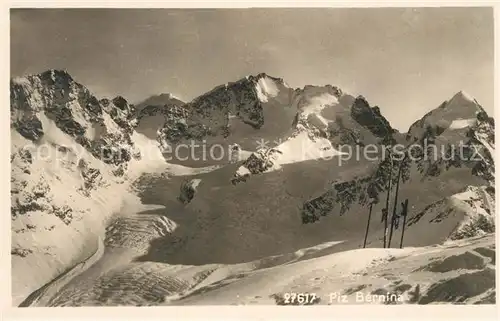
10 7 493 131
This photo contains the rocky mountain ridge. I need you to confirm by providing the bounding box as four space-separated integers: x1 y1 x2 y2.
10 69 495 306
10 69 167 304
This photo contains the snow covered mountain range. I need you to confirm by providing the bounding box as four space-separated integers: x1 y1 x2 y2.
10 70 495 306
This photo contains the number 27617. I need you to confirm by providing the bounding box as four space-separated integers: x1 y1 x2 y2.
282 292 319 305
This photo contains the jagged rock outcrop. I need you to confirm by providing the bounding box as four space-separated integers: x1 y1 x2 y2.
157 74 265 145
156 105 191 145
14 116 44 141
77 158 105 196
231 148 283 184
324 94 401 148
134 94 186 139
101 96 137 133
350 96 395 138
10 70 147 229
11 70 139 172
178 179 202 204
301 175 377 224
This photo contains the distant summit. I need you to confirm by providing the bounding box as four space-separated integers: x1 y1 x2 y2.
135 93 184 112
406 90 488 143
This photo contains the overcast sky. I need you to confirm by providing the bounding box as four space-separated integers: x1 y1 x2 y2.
11 7 493 131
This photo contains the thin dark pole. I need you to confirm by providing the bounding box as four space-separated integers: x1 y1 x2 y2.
388 163 403 248
363 203 373 248
383 157 393 248
400 200 409 248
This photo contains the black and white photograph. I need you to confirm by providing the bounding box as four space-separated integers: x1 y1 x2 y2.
8 5 496 308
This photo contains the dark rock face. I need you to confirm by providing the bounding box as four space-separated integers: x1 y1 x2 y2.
90 136 132 166
77 159 103 195
301 175 375 224
18 148 33 164
104 96 136 133
11 69 104 140
39 69 74 86
83 94 103 119
112 96 128 111
156 105 191 144
52 204 74 225
178 179 201 204
135 103 186 140
301 190 337 224
14 115 44 141
11 248 33 258
328 116 364 147
351 96 394 138
231 148 282 185
470 110 495 183
99 98 111 108
45 106 87 137
137 105 170 119
477 110 495 129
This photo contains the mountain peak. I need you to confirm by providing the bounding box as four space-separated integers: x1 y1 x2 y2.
135 92 185 112
244 72 288 86
152 92 180 100
448 90 476 106
42 68 72 78
457 90 474 99
406 90 489 142
38 69 75 87
444 90 484 117
12 69 75 87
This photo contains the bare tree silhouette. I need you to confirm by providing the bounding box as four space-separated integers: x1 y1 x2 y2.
382 152 393 248
363 194 378 248
399 199 409 248
388 150 411 247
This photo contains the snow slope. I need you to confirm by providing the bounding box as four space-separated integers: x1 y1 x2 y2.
11 124 168 305
255 76 281 102
449 118 477 130
173 234 495 305
28 225 494 306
